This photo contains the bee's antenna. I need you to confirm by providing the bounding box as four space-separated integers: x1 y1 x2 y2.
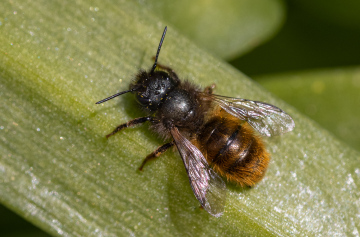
95 88 137 104
96 27 167 105
150 26 167 74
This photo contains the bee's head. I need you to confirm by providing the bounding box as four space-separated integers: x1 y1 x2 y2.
130 70 178 111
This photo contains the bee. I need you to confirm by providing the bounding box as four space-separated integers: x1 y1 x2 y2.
96 27 295 217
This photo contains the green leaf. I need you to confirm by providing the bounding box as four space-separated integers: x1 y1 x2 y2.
1 0 359 236
142 0 285 59
255 67 360 152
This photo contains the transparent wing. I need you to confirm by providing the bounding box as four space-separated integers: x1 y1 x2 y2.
209 94 295 137
170 126 226 217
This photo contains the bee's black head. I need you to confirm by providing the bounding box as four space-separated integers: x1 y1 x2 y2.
130 70 178 111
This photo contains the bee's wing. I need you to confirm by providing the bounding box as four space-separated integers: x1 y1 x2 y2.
208 94 295 137
170 126 226 217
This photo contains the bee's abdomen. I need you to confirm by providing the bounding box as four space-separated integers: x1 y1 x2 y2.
198 115 270 187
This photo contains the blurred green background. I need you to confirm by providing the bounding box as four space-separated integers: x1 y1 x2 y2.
1 0 360 235
236 0 360 152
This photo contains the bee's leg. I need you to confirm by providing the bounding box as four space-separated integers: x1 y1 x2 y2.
204 84 216 94
106 117 153 138
139 141 175 171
